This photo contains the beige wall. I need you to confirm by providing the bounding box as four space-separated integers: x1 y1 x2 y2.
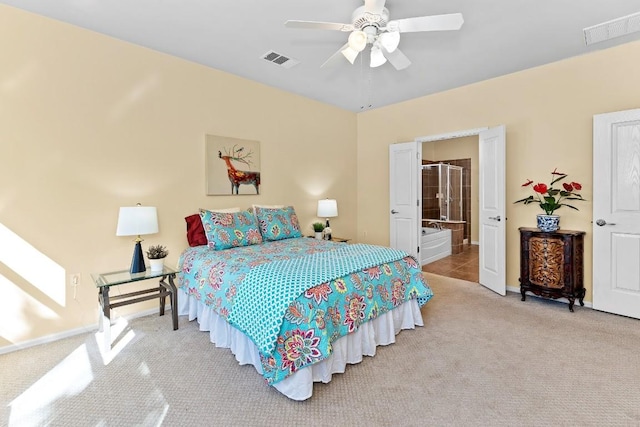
357 39 640 301
0 6 357 349
423 136 479 242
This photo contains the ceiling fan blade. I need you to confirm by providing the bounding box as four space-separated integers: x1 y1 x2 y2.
382 46 411 70
285 20 354 32
321 43 350 68
392 13 464 33
364 0 386 14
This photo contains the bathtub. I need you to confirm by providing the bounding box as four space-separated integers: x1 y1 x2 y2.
421 227 452 265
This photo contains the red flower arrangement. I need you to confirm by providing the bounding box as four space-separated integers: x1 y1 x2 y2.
514 168 585 215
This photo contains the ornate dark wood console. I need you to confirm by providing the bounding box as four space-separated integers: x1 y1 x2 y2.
519 227 586 312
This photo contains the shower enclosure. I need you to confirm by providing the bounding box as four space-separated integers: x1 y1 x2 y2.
421 163 463 221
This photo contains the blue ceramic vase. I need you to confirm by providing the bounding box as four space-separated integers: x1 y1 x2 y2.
537 214 560 232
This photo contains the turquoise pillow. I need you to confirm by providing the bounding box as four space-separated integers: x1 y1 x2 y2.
199 209 263 250
254 206 302 241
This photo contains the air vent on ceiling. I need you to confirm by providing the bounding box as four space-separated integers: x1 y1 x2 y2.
261 51 300 69
583 11 640 46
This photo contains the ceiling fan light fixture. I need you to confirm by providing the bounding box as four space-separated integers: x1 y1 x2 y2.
347 30 368 52
379 31 400 53
370 45 387 67
341 46 360 64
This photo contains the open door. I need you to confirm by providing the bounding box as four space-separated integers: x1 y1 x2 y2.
389 141 421 259
478 126 506 295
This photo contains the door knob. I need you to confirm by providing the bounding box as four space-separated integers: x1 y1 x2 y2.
489 215 501 221
596 219 616 226
391 209 398 214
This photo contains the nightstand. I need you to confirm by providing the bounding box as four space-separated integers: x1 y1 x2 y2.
329 237 350 243
92 265 178 345
306 236 350 243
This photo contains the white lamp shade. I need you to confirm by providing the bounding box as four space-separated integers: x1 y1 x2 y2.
341 46 360 64
370 45 387 68
317 199 338 218
347 30 367 52
379 31 400 53
116 206 159 236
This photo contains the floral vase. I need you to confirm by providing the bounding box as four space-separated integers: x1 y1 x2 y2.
537 214 560 232
314 232 323 240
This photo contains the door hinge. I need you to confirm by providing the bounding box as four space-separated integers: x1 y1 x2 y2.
417 199 419 206
417 246 420 253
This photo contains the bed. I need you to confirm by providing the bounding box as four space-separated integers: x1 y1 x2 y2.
177 206 433 400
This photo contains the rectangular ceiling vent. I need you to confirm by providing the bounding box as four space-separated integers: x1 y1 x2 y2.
584 11 640 46
261 51 300 69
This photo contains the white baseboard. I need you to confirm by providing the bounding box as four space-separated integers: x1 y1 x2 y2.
0 306 168 356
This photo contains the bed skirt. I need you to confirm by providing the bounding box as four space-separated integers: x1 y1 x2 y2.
177 288 424 401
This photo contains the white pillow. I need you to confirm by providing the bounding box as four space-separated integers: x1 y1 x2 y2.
203 207 240 213
252 204 284 210
252 204 284 216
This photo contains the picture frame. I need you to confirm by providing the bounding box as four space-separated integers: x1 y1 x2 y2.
205 134 261 196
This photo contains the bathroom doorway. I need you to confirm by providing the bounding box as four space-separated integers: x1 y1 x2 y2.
390 126 505 294
420 136 479 282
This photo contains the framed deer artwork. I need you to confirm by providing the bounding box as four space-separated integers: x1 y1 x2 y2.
205 134 261 196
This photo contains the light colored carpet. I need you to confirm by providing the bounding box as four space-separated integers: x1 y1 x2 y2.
2 273 640 426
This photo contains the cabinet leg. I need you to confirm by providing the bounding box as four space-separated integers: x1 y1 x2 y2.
568 298 575 312
520 288 526 301
579 288 586 307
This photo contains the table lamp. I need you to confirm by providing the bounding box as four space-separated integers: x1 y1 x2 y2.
116 203 159 273
317 199 338 240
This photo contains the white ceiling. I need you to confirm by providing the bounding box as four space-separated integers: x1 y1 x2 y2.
3 1 640 112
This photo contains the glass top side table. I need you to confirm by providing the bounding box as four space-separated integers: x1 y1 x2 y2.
92 265 179 347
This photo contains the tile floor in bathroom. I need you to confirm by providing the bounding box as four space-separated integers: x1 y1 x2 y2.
421 243 479 282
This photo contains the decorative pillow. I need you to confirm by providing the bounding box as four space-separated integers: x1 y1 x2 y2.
199 208 263 250
185 214 207 247
252 204 284 220
254 206 302 241
185 208 240 247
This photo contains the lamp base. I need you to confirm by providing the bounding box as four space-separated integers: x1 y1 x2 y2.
130 241 146 274
324 219 332 240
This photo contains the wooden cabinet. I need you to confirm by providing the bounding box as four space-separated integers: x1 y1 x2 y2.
519 227 585 312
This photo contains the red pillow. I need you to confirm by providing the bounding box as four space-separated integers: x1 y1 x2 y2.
185 214 207 247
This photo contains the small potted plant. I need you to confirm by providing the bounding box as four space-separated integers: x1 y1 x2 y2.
312 222 325 239
146 244 168 272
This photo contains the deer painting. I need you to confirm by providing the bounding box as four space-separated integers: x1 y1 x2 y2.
218 145 260 194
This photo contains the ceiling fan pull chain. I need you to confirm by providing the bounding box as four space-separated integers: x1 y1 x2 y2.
367 65 373 109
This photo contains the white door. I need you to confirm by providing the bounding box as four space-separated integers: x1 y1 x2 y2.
593 109 640 319
478 126 506 295
389 141 421 258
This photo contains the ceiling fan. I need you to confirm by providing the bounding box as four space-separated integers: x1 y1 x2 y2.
285 0 464 70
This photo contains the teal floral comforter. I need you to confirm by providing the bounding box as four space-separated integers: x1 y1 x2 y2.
178 237 433 385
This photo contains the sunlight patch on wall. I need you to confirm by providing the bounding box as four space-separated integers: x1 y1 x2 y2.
8 344 93 426
0 275 59 343
0 223 65 306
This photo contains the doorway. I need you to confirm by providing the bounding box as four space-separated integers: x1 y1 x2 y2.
420 136 478 282
389 126 506 295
